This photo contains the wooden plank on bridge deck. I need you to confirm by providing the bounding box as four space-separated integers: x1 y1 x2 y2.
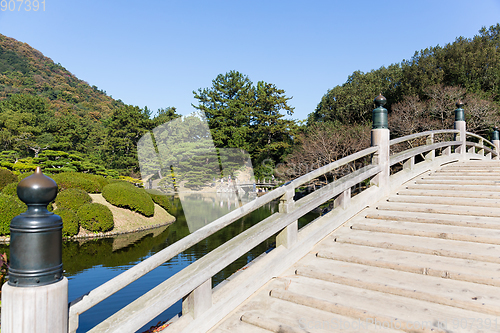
206 160 500 333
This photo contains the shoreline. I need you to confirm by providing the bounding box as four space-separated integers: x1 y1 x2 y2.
0 194 176 244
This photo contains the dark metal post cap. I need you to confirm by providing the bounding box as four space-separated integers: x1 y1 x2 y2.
454 100 465 122
374 94 387 107
492 127 500 141
17 167 58 206
372 94 388 129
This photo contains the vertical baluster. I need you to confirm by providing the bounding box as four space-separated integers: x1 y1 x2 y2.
403 156 415 170
277 187 297 248
334 188 351 209
182 278 212 319
425 133 435 161
478 138 484 156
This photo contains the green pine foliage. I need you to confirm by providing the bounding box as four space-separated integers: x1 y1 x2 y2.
77 203 114 232
102 182 154 217
54 208 79 237
192 71 297 178
54 188 92 212
0 168 17 190
0 193 25 235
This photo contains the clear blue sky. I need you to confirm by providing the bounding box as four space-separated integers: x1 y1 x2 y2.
1 0 499 121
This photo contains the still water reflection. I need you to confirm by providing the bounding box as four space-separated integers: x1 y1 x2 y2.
0 194 319 332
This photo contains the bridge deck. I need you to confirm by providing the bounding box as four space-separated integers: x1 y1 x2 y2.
208 161 500 333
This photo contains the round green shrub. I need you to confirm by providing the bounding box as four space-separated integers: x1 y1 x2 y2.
55 188 92 212
0 193 26 235
0 169 18 191
77 203 114 232
54 208 79 237
52 172 107 193
146 189 171 213
102 182 154 217
1 182 18 197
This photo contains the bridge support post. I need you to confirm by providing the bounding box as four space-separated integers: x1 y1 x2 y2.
454 101 466 159
370 94 390 194
1 167 67 333
492 127 500 160
277 188 297 248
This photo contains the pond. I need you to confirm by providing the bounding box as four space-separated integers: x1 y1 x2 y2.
0 193 320 332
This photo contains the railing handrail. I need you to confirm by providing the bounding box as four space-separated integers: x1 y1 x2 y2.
68 141 380 328
389 129 460 146
389 140 462 166
289 145 378 188
466 131 496 148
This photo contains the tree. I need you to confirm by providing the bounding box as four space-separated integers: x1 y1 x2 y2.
151 107 181 128
192 71 297 177
192 71 255 151
0 94 54 154
103 105 150 174
311 64 402 125
251 81 297 174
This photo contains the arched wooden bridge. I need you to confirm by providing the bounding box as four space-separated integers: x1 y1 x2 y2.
67 100 500 333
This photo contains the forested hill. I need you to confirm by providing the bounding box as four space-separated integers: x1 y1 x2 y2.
310 23 500 134
0 34 123 116
0 34 181 176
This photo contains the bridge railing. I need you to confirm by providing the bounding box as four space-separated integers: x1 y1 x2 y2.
68 140 380 332
66 97 499 333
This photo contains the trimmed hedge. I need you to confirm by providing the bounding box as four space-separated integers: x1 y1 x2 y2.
77 203 114 232
52 172 108 193
55 188 92 212
146 189 171 213
54 208 79 237
1 182 18 197
102 182 154 217
0 193 26 235
0 169 18 191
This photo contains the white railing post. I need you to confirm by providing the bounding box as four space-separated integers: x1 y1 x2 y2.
492 127 500 160
182 278 212 319
454 100 466 159
277 187 297 248
370 94 390 195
